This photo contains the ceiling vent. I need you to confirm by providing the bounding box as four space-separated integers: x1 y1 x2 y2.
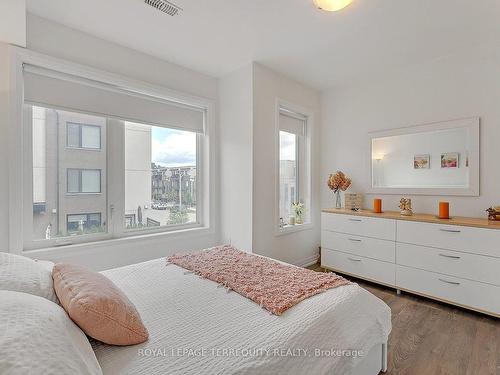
144 0 182 16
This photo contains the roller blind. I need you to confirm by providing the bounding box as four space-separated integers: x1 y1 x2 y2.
279 109 306 136
23 65 205 133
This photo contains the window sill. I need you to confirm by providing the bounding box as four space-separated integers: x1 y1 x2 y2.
275 222 313 236
65 192 103 196
22 224 213 257
65 147 102 152
122 222 201 237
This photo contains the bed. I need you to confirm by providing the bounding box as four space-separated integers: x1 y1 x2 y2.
92 257 391 375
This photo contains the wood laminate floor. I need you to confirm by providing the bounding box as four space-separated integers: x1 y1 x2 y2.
308 264 500 375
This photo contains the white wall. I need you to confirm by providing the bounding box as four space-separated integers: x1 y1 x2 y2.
218 64 254 252
218 63 321 265
0 0 26 47
321 46 500 217
252 63 321 266
0 15 220 270
26 14 216 100
0 44 10 251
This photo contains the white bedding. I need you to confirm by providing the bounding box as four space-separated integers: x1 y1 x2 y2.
0 291 102 375
92 258 391 375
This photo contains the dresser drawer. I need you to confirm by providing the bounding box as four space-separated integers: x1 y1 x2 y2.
396 265 500 316
397 243 500 286
397 221 500 258
322 213 396 241
322 231 395 263
322 249 395 286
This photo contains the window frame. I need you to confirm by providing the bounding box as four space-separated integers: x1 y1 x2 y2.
67 168 102 194
275 99 313 236
66 213 102 234
66 122 102 150
9 47 216 254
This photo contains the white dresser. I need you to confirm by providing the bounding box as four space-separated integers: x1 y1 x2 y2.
321 209 500 317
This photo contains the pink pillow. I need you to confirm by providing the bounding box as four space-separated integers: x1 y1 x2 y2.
52 263 149 346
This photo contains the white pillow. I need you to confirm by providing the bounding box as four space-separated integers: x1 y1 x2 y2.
0 290 103 375
0 252 59 303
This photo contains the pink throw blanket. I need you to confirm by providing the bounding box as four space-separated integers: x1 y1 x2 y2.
167 245 351 315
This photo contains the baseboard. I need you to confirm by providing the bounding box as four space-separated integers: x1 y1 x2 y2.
294 254 320 268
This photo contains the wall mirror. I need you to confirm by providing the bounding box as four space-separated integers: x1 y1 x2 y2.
369 117 479 196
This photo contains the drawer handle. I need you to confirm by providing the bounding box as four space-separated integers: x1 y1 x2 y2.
348 257 362 262
439 253 461 260
348 218 362 222
348 238 362 242
438 278 461 286
439 228 461 233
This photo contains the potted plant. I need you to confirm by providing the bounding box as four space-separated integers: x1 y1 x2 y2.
292 202 305 224
327 171 352 209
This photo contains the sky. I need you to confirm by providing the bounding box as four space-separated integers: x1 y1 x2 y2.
151 127 196 167
280 131 296 161
151 128 295 167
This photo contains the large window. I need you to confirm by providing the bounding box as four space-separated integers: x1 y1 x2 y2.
278 107 310 230
27 103 202 248
23 63 208 250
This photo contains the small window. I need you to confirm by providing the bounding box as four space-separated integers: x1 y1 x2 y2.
66 122 101 149
67 213 102 234
279 131 298 223
67 169 101 193
278 107 310 230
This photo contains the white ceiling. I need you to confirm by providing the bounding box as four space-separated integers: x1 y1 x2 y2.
27 0 500 90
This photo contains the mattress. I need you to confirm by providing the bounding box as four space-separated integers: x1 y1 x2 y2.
92 258 391 375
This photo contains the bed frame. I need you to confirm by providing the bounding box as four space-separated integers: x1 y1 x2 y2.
351 342 388 375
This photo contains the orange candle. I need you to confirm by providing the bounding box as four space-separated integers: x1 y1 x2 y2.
439 202 450 219
373 199 382 213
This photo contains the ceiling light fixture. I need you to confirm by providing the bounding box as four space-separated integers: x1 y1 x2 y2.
313 0 353 12
144 0 182 16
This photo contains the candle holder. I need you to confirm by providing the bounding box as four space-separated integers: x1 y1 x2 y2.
438 202 450 220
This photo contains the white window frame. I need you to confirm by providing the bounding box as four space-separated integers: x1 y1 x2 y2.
275 99 313 236
8 47 216 254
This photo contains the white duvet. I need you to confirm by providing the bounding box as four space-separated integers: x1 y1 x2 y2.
92 258 391 375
